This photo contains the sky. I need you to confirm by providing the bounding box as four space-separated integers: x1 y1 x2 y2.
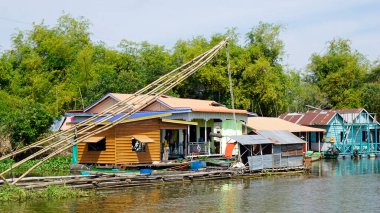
0 0 379 70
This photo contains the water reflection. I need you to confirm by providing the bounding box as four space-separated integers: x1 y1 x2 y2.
1 159 380 213
310 158 380 177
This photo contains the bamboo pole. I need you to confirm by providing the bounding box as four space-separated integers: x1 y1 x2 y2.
1 39 226 175
0 42 216 161
8 38 229 184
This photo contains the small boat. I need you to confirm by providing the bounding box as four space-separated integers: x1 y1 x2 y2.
323 147 340 159
305 151 321 162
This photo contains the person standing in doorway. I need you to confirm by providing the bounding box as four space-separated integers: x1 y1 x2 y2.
163 135 169 161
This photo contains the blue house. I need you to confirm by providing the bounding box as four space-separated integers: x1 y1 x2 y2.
336 109 380 154
280 110 345 152
280 108 380 154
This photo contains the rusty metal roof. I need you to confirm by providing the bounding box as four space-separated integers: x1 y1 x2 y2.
298 110 337 125
335 108 364 114
280 110 338 126
279 113 303 123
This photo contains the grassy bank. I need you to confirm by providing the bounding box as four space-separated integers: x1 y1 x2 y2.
0 157 71 177
0 185 93 201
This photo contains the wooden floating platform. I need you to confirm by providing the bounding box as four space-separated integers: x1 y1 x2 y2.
0 166 307 190
0 170 236 190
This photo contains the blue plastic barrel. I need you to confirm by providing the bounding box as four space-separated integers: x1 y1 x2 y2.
140 169 153 175
190 161 206 171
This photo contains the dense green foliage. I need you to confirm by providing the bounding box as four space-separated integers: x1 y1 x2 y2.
0 14 379 150
0 185 92 201
0 157 70 176
306 39 369 108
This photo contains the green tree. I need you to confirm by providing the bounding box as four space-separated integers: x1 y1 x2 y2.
363 63 380 121
306 39 369 108
236 23 292 116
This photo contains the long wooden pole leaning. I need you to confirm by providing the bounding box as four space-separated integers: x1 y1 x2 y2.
9 38 229 184
1 44 222 177
0 43 214 161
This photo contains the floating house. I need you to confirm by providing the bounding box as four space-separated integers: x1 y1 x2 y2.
66 111 196 165
63 93 248 164
84 93 248 156
280 108 380 154
335 109 380 154
228 130 306 171
245 117 325 152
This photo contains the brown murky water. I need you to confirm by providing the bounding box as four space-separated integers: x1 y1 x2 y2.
1 158 380 213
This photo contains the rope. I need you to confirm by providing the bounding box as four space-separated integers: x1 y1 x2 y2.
7 38 230 185
226 41 237 134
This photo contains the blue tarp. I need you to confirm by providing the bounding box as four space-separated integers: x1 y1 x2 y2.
70 111 170 124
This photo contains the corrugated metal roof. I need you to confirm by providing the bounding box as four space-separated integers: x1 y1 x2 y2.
158 96 248 115
336 108 364 123
279 113 303 123
281 110 337 125
228 135 273 145
257 130 307 144
336 108 363 114
88 93 248 115
247 117 325 132
280 108 380 126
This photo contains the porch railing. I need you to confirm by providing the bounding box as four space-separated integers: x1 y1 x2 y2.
188 142 210 155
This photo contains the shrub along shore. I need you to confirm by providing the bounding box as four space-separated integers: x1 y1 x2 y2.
0 184 94 201
0 156 85 202
0 157 71 177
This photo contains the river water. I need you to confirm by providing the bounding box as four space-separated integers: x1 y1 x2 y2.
1 158 380 213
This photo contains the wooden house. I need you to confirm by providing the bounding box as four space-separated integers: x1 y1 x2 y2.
65 111 196 165
76 93 249 157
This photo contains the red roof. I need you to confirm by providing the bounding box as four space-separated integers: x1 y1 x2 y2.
280 110 337 125
279 113 303 123
107 93 248 115
158 96 247 114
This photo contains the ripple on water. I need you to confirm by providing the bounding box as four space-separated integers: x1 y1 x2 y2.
1 158 380 213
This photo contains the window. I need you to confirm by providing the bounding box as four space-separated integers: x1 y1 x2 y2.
199 127 212 142
340 132 344 142
362 131 368 142
88 138 106 151
132 139 146 152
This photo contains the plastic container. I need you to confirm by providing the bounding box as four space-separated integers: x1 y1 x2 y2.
190 161 206 171
80 171 91 176
140 168 153 175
